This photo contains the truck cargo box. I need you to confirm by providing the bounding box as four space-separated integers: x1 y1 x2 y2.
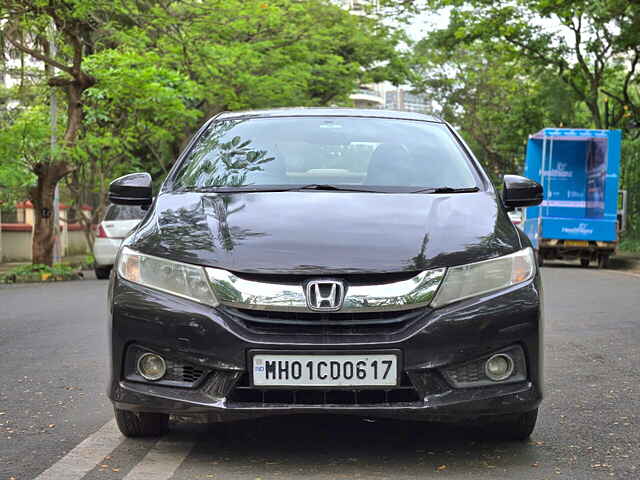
522 128 621 267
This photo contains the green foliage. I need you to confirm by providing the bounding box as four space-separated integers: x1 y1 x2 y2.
419 0 640 132
620 138 640 241
110 0 406 113
0 105 50 204
413 0 640 232
1 0 407 240
68 48 202 203
619 236 640 253
0 263 77 283
411 40 587 179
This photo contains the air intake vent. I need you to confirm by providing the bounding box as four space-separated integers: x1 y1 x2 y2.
181 365 206 383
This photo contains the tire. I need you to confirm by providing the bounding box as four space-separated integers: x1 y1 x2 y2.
114 408 169 437
483 409 538 441
536 250 544 267
94 265 112 280
598 254 609 269
580 258 590 268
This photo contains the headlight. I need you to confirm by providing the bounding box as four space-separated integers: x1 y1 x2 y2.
431 247 536 308
117 247 218 306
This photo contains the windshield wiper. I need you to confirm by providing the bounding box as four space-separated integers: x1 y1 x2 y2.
176 184 386 193
294 184 385 193
176 186 293 193
411 186 480 194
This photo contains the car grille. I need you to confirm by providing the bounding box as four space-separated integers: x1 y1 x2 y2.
232 271 419 286
226 373 423 406
220 306 429 335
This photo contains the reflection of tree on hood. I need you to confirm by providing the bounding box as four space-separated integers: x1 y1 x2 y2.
202 195 261 252
134 193 265 260
174 120 276 188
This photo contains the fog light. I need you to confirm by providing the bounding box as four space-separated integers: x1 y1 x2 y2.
137 353 166 381
485 354 514 381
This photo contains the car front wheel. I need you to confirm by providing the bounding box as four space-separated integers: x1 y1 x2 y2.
94 265 112 280
114 408 169 437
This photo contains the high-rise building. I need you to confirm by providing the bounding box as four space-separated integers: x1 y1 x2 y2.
385 88 432 114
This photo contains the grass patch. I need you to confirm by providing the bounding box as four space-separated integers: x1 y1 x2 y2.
620 236 640 254
0 263 80 284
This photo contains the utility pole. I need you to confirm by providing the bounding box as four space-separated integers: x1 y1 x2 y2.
50 20 61 264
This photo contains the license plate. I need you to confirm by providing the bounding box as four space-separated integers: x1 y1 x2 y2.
565 240 589 247
251 353 399 387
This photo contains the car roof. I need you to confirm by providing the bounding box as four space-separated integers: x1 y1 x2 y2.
215 107 443 123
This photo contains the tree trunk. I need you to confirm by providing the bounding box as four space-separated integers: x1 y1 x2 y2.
29 162 73 266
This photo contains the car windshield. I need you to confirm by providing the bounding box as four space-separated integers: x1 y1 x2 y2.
170 117 478 191
104 204 145 221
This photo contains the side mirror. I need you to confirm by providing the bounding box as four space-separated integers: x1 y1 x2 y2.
502 175 543 210
108 173 153 207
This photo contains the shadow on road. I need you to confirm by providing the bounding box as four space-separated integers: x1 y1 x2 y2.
168 414 540 477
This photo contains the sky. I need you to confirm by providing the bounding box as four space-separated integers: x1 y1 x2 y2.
403 5 451 42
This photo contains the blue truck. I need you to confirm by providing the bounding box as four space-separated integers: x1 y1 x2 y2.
522 128 622 268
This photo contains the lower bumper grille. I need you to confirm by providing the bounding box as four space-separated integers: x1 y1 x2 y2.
227 373 423 406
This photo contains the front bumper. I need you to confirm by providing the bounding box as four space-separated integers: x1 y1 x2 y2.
107 275 543 422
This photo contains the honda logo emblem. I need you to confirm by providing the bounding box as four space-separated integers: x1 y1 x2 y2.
305 279 345 311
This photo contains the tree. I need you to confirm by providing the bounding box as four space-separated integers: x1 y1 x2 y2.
419 0 640 134
1 0 103 264
0 107 43 206
114 0 407 120
410 39 588 178
1 0 408 263
67 49 201 248
412 0 640 239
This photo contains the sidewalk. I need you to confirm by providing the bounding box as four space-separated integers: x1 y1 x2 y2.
611 251 640 274
0 255 89 273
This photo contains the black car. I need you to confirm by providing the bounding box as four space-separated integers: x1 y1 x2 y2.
107 108 544 440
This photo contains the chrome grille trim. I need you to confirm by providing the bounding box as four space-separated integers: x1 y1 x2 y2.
205 267 446 313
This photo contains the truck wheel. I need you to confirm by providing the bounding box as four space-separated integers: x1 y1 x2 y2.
483 409 538 441
95 265 112 280
580 258 590 268
598 254 609 269
114 408 169 437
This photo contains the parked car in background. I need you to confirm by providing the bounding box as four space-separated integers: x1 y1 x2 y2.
93 204 145 279
508 208 523 227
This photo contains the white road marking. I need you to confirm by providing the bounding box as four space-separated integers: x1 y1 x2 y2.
34 419 124 480
122 437 195 480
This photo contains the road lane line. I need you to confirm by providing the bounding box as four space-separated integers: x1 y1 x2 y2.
122 437 195 480
34 419 124 480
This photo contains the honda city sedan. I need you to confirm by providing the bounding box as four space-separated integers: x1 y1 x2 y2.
106 108 544 440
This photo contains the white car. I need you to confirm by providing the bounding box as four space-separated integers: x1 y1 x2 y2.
93 204 144 279
508 209 523 227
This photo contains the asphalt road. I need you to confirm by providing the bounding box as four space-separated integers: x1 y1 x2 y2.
1 266 638 480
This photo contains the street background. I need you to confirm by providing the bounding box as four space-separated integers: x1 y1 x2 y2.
1 266 638 480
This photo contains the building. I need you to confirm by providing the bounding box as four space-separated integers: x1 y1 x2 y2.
0 201 92 262
350 85 385 109
385 88 432 114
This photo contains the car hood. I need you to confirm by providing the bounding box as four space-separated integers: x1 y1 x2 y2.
127 191 521 274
